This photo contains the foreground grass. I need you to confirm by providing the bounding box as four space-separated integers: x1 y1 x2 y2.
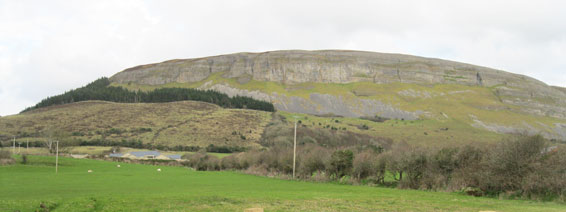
1 156 564 211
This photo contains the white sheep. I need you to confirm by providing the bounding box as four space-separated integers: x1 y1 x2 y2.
87 170 93 173
157 168 161 172
117 164 121 168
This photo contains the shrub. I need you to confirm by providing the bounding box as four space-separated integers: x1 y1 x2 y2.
352 151 377 180
373 154 387 184
182 153 220 171
21 154 28 164
0 150 11 159
421 147 457 190
480 135 546 194
328 150 354 179
449 145 485 191
297 145 330 178
0 150 14 165
398 149 427 189
520 146 566 200
383 142 410 182
220 154 239 170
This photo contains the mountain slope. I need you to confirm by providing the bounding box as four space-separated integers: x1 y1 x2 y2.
0 101 271 148
110 50 566 141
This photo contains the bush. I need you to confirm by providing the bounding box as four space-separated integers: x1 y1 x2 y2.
383 142 410 182
0 150 11 159
421 147 458 190
449 145 485 191
352 151 377 180
220 154 240 170
328 150 354 179
480 135 546 194
520 146 566 200
182 153 220 171
21 154 28 164
298 145 330 178
373 154 387 184
0 150 14 165
398 149 427 189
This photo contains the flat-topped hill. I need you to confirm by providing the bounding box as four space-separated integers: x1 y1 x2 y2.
109 50 566 141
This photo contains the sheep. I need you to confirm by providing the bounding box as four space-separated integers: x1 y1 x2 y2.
87 170 93 173
117 164 121 168
157 168 161 172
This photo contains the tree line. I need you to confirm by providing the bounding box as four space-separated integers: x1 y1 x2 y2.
22 77 275 113
181 135 566 202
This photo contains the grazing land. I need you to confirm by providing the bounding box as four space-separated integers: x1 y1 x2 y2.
1 155 564 211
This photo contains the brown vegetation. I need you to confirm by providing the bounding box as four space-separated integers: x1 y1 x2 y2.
0 149 15 165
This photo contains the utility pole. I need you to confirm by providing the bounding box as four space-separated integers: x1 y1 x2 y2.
55 140 59 174
293 119 297 179
13 136 15 154
26 139 29 151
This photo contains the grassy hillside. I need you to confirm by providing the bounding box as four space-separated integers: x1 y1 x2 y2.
0 101 271 148
3 71 564 148
2 155 565 211
112 72 566 145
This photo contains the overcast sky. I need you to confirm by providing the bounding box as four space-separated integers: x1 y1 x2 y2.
1 0 565 116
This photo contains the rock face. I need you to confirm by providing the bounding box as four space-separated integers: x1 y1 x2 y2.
114 50 532 86
111 50 566 119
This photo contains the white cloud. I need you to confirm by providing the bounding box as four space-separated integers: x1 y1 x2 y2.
1 0 565 116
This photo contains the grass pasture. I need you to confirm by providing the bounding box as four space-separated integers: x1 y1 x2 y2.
1 155 565 211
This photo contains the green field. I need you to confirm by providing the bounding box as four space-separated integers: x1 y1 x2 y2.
1 155 565 211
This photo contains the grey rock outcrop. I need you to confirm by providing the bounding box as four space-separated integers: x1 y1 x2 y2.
206 83 420 120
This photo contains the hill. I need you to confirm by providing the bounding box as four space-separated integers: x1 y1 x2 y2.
3 50 565 147
109 50 566 141
0 101 271 149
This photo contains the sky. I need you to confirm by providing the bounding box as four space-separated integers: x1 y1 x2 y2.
1 0 565 116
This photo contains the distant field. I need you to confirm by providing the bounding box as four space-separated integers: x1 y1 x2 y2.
1 155 564 211
0 146 233 159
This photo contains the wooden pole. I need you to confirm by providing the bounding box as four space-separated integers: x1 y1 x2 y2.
55 141 59 174
293 119 297 179
13 136 15 154
26 139 29 152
